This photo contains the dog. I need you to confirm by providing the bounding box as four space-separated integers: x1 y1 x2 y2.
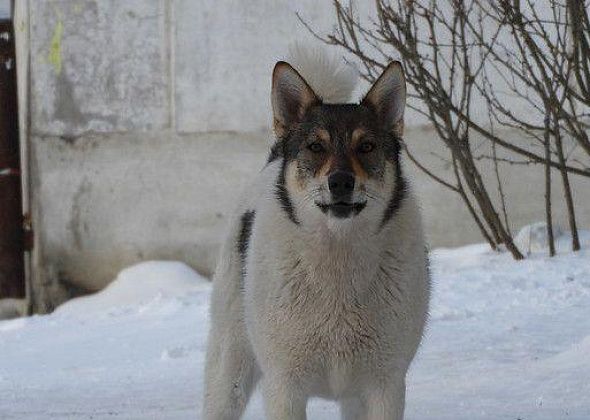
203 47 430 420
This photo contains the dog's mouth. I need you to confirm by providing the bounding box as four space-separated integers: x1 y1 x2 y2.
315 201 367 218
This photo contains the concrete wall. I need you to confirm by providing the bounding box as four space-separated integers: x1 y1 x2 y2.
23 0 590 311
0 0 10 19
29 0 351 136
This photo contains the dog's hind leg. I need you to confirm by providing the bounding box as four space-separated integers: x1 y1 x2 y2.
203 326 259 420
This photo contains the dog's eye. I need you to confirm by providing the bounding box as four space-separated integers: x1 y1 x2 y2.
308 142 325 153
358 142 375 153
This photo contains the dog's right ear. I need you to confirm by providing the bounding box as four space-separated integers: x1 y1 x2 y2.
272 61 320 138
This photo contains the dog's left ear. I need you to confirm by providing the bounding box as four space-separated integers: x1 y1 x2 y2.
361 62 406 137
272 61 320 138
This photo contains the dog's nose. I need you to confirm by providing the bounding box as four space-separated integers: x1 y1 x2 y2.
328 171 355 200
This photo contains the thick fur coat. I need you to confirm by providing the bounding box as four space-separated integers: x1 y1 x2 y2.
203 47 430 420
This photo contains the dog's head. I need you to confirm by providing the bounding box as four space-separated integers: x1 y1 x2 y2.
270 61 406 229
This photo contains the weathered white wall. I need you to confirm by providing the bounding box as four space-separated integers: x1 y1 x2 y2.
32 132 266 292
0 0 10 19
23 0 590 311
174 0 344 132
29 0 372 136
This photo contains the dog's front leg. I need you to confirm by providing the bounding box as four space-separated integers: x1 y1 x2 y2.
261 374 307 420
364 376 406 420
340 396 365 420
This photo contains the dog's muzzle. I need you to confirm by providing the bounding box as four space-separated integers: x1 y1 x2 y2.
316 171 366 218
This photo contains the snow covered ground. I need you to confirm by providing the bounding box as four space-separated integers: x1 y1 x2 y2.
1 234 590 419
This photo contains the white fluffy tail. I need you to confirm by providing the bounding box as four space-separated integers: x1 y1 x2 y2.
287 43 358 103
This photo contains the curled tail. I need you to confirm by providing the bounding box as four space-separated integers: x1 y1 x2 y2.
287 43 359 103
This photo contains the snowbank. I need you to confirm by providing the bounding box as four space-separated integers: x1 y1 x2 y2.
514 222 590 255
55 261 209 317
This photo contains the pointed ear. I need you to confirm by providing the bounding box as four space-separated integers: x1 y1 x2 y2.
272 61 320 137
361 62 406 137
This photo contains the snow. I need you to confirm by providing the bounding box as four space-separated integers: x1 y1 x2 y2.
1 237 590 419
55 261 210 317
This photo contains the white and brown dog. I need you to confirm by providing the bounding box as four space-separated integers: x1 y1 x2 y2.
203 47 430 420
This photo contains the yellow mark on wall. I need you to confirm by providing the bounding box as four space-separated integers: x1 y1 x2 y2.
48 21 63 75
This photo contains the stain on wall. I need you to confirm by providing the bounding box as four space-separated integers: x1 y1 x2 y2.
47 19 62 75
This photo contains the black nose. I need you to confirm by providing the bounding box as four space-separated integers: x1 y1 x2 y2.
328 171 355 201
